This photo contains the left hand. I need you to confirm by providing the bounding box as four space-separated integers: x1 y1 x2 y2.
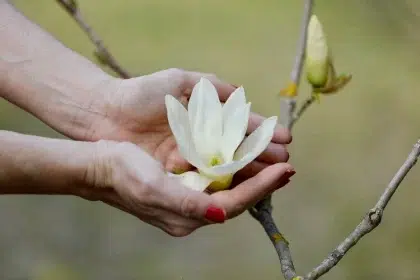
85 68 292 181
76 140 294 237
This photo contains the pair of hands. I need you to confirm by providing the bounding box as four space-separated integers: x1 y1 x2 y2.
0 2 293 237
70 68 294 236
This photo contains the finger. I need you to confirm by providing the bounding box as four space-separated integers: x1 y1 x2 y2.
152 138 193 173
164 148 194 173
255 143 290 164
247 113 292 144
183 71 236 102
213 163 295 218
158 175 227 224
234 161 268 181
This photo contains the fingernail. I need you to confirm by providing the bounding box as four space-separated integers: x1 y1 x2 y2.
205 205 226 223
275 179 290 190
230 84 239 89
284 169 296 180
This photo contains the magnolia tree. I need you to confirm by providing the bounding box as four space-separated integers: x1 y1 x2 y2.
56 0 420 279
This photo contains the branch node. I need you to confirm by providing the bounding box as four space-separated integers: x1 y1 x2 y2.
329 249 344 262
272 233 289 245
368 208 383 226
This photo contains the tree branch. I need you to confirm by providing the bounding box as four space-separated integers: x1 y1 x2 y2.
248 1 314 279
279 0 314 130
290 1 313 92
303 139 420 280
55 0 131 78
250 200 296 280
290 95 316 129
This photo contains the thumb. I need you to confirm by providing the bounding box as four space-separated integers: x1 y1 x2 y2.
161 175 227 224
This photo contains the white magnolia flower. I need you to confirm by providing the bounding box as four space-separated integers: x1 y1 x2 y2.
165 78 277 192
306 14 330 88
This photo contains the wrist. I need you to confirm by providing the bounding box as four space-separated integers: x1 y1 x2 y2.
62 76 123 141
0 2 125 141
82 139 118 190
0 131 97 196
1 58 121 141
84 139 166 193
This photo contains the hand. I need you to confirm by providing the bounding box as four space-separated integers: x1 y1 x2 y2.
87 68 292 181
79 140 295 237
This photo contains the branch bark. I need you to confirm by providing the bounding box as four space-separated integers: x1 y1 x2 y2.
55 0 131 78
279 0 314 130
290 95 316 129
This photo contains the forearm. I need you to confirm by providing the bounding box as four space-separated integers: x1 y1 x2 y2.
0 1 119 139
0 130 94 195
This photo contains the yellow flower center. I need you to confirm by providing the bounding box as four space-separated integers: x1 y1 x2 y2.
201 154 233 192
208 155 223 167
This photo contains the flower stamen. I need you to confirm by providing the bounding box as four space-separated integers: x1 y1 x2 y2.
209 155 224 167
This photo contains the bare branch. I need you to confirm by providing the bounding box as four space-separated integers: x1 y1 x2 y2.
290 95 316 129
290 0 314 88
250 199 296 279
301 139 420 279
280 0 314 130
249 1 314 279
55 0 131 78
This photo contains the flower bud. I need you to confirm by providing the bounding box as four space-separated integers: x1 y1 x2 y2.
305 15 329 88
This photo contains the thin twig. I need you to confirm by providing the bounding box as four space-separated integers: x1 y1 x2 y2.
290 95 316 129
303 139 420 280
55 0 131 78
249 1 314 279
290 0 313 88
250 200 296 280
280 0 314 130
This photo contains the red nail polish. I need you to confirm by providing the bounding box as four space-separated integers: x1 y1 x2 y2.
275 179 290 190
205 205 226 223
274 179 290 191
284 170 296 180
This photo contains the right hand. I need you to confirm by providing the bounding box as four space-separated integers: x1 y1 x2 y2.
78 140 295 237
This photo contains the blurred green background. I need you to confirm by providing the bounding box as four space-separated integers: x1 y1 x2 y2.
1 0 420 279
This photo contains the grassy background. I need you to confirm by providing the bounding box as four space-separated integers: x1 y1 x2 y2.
2 0 420 279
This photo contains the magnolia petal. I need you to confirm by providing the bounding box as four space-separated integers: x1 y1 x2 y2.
204 116 278 176
188 78 223 161
165 95 207 170
222 86 246 121
234 116 278 160
168 171 213 192
307 15 328 62
221 102 250 162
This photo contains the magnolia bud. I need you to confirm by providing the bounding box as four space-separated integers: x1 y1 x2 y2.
305 15 329 88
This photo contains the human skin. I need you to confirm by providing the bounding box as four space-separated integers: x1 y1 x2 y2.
0 1 295 236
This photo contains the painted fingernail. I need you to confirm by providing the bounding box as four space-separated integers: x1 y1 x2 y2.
284 169 296 180
205 205 226 223
275 179 290 190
